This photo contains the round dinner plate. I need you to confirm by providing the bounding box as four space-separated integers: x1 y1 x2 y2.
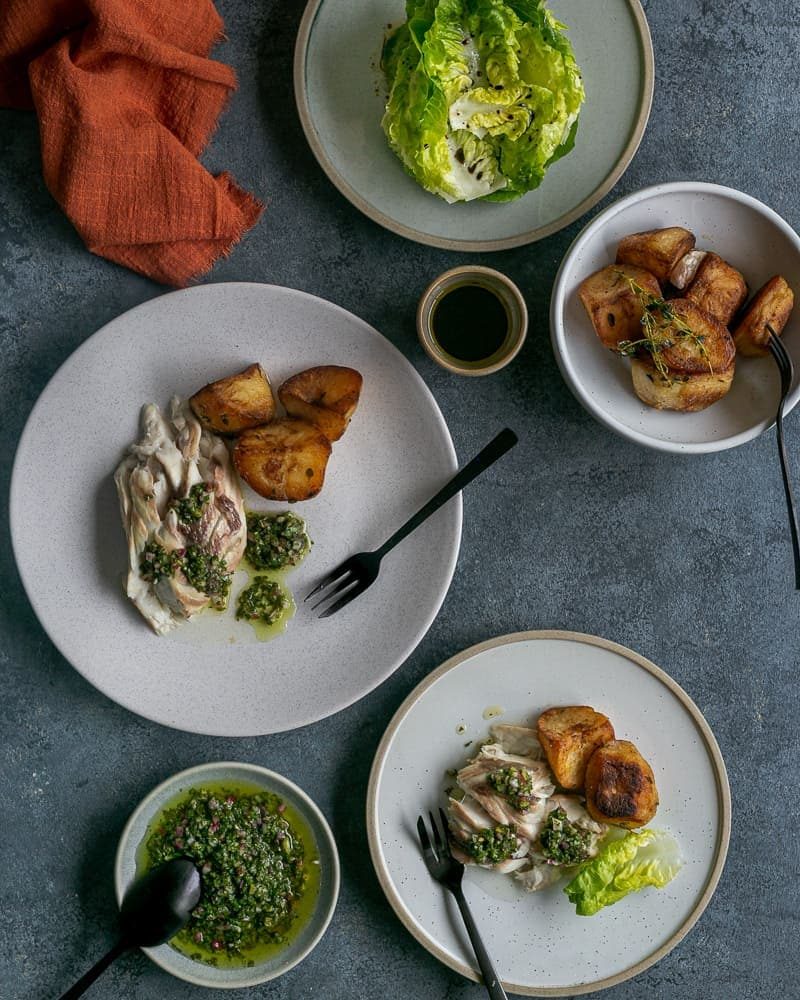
550 181 800 453
367 631 731 996
10 283 461 736
295 0 653 251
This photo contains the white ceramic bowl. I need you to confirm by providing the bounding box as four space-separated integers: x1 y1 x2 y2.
115 762 340 989
550 181 800 453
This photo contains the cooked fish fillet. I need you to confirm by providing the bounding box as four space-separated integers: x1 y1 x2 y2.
489 724 543 758
114 398 246 634
456 746 554 840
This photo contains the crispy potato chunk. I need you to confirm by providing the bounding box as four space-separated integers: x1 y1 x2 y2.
190 364 275 435
685 253 748 326
585 740 658 828
631 359 735 412
616 227 696 285
233 418 332 502
733 276 795 357
630 299 735 412
578 265 661 350
537 706 615 791
279 366 363 442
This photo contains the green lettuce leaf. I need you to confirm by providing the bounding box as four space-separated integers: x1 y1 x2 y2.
381 0 584 203
563 829 683 917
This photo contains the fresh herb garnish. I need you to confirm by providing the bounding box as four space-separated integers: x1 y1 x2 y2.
539 807 591 866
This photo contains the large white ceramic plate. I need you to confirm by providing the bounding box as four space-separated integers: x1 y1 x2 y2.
10 283 461 736
551 181 800 453
295 0 653 251
116 762 340 988
367 631 730 996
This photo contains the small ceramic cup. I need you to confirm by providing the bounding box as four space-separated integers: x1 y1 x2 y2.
417 265 528 376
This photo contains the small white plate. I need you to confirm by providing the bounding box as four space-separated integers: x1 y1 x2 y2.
367 630 730 996
115 761 340 989
550 181 800 453
10 283 461 736
295 0 653 251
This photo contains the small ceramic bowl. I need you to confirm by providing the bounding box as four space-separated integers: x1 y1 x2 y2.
115 762 340 989
417 266 528 376
550 181 800 454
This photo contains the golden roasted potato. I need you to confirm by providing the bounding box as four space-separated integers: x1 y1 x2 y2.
537 706 615 791
685 253 748 326
585 739 658 829
578 265 661 350
629 298 736 412
616 227 696 285
233 418 332 502
733 275 795 357
279 366 363 442
190 364 275 435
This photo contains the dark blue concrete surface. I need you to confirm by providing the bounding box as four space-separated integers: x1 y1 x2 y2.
2 1 798 997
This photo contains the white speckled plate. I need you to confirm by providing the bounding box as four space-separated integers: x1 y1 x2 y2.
367 631 731 996
294 0 653 251
551 181 800 453
115 761 340 988
10 283 461 736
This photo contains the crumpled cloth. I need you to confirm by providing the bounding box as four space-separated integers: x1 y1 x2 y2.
0 0 263 286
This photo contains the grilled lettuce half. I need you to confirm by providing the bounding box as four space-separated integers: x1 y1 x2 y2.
381 0 585 203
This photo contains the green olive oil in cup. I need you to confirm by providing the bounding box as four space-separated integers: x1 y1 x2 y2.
417 265 528 376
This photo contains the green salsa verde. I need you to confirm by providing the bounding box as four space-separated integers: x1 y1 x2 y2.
140 782 320 967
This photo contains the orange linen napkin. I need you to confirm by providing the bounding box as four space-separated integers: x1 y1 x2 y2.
0 0 263 286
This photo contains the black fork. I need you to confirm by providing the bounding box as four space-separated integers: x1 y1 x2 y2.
416 809 508 1000
305 428 518 616
767 326 800 589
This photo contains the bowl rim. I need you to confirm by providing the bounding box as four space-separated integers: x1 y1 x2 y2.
293 0 654 252
114 761 340 989
550 180 800 454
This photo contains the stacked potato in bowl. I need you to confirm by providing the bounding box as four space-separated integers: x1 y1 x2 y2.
578 227 795 411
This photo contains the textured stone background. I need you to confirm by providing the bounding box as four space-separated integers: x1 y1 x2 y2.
2 1 798 998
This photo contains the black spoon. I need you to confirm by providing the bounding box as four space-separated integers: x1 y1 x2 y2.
58 859 201 999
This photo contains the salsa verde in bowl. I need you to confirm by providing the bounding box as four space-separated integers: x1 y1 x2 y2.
115 762 339 988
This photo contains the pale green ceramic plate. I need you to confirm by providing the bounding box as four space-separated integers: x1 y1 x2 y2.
295 0 653 251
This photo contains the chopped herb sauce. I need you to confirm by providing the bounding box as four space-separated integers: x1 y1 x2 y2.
144 786 316 966
245 512 311 571
487 766 536 812
139 541 178 583
181 545 232 610
464 824 519 864
236 577 288 624
539 807 591 865
172 483 211 524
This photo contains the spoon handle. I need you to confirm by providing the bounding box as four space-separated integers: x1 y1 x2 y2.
58 938 130 1000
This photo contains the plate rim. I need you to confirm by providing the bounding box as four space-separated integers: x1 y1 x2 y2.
9 281 463 736
549 180 800 454
113 760 341 988
293 0 655 252
365 629 732 996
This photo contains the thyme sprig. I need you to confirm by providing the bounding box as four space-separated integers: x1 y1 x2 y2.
615 272 713 381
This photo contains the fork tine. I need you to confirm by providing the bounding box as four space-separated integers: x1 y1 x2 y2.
308 571 356 609
317 580 365 618
438 808 453 857
304 563 353 602
429 810 443 853
416 815 435 860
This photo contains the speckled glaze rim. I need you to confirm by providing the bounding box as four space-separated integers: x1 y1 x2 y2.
366 630 732 997
417 265 528 375
114 762 340 989
549 181 800 454
293 1 654 252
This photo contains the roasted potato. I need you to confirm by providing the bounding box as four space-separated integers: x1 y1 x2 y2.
733 276 795 357
279 366 363 442
190 364 275 435
630 298 736 412
669 249 707 290
537 706 615 791
585 739 658 828
578 265 661 350
685 253 748 326
233 418 332 501
616 227 696 285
